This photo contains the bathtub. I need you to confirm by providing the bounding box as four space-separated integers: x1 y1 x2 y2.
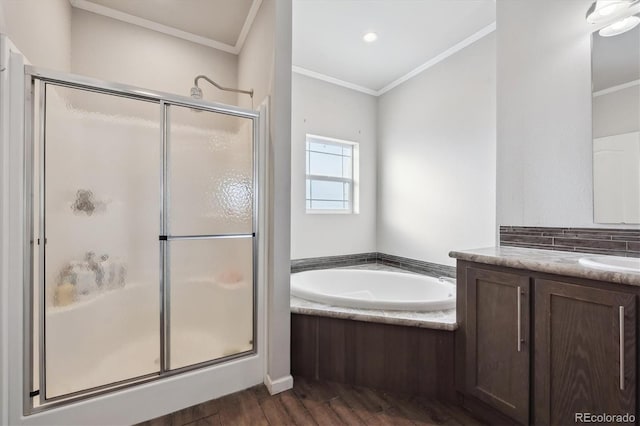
291 269 456 312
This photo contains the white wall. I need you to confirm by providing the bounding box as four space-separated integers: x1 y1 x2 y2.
291 73 377 259
0 0 71 70
238 0 293 392
71 9 238 105
377 33 496 267
495 0 636 228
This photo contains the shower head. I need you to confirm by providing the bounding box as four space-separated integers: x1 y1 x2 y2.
190 86 203 100
191 75 254 100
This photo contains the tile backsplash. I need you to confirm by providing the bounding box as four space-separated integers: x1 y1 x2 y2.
500 226 640 257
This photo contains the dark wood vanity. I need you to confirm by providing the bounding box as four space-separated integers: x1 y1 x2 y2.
453 251 639 425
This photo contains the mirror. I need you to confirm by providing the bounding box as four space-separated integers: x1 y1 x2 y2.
591 14 640 224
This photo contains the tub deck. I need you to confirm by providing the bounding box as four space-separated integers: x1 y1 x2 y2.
290 264 457 331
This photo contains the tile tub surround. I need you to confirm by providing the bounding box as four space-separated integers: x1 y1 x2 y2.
291 252 456 278
290 263 457 331
377 252 456 278
449 246 640 286
290 252 377 273
500 226 640 257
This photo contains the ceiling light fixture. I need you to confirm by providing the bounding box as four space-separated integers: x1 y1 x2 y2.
363 32 378 43
586 0 633 24
599 14 640 35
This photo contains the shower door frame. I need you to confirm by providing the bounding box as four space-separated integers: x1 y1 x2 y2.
23 65 263 412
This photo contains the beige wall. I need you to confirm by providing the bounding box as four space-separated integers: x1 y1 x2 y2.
271 0 292 387
291 73 377 259
71 9 238 105
0 0 71 70
238 0 275 109
238 0 292 387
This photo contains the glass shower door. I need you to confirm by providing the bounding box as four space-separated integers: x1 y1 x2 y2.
28 67 261 409
166 104 255 370
41 84 161 399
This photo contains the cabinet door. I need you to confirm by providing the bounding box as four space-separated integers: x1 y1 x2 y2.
465 267 530 424
534 279 636 425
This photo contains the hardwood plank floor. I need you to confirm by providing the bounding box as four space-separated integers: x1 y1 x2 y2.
137 377 485 426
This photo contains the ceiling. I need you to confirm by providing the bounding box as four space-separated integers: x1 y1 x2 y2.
293 0 496 94
70 0 259 54
70 0 497 92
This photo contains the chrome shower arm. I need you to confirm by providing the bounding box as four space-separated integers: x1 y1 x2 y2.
194 75 253 98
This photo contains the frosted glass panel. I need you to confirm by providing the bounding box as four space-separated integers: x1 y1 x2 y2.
169 238 254 370
43 84 160 398
169 105 254 235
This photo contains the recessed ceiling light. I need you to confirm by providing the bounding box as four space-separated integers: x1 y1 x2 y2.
363 32 378 43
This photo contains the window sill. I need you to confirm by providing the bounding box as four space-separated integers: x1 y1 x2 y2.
306 209 354 215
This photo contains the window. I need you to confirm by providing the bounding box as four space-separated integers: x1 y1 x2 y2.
305 134 358 213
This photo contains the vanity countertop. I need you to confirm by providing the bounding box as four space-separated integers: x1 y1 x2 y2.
449 246 640 286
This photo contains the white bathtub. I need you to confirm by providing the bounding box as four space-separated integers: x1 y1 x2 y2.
291 269 456 312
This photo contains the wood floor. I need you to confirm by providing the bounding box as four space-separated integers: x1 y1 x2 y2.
138 377 485 426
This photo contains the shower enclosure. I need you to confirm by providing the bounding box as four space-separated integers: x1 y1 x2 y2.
23 66 262 411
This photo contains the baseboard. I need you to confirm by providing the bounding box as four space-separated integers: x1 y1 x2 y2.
461 394 521 425
264 374 294 395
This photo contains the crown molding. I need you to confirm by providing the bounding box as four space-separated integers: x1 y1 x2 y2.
377 21 496 95
69 0 262 55
236 0 262 53
293 21 496 97
291 66 378 96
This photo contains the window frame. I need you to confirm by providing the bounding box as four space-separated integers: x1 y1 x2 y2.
305 134 359 215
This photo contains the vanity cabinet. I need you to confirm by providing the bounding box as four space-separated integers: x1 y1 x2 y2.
457 261 638 425
534 279 636 425
464 268 530 424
